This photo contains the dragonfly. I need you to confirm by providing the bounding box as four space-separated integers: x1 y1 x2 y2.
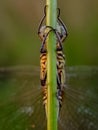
0 7 98 130
0 65 98 130
38 5 68 117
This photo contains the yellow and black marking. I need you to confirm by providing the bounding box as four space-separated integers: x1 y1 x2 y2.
40 49 66 109
38 5 68 115
56 50 66 109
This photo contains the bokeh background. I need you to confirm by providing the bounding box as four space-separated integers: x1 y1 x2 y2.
0 0 98 67
0 1 98 130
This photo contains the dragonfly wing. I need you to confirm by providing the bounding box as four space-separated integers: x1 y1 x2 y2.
59 66 98 130
0 66 98 130
0 67 46 130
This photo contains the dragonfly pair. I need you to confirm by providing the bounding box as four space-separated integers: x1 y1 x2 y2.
38 5 68 117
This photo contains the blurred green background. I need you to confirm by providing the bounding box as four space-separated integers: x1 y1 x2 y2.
0 1 98 130
0 0 98 67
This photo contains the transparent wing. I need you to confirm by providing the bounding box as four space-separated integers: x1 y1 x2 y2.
0 66 98 130
59 66 98 130
0 66 46 130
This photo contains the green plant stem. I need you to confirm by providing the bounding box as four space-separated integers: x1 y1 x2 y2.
46 0 58 130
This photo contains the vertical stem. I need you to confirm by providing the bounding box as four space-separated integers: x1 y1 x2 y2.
46 0 58 130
